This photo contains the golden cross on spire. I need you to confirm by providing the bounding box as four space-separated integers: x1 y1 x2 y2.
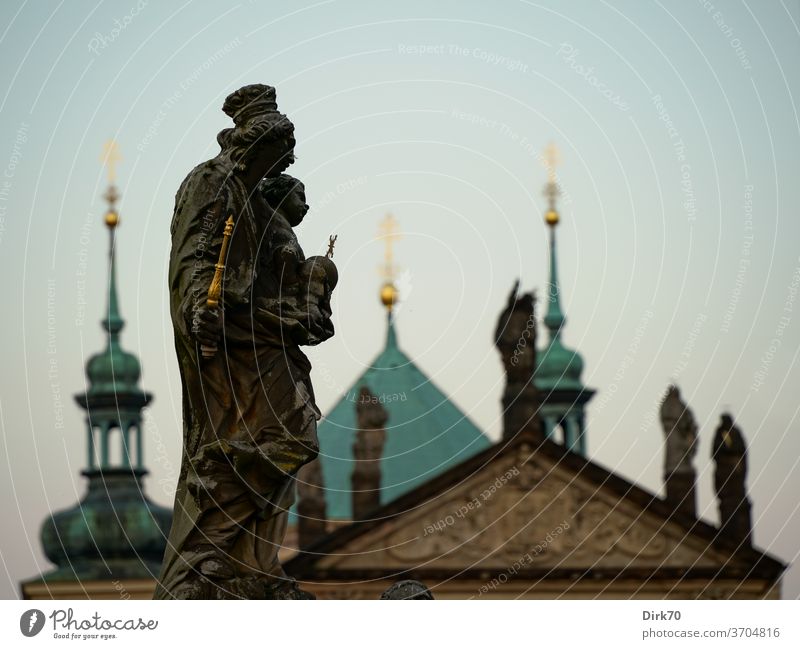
378 213 401 281
543 141 560 184
100 140 122 227
542 142 561 225
101 140 122 184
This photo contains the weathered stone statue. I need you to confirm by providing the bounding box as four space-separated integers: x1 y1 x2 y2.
155 84 336 599
494 281 542 440
659 385 698 517
351 386 388 519
712 413 752 546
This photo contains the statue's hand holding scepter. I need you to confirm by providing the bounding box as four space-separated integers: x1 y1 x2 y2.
200 215 234 358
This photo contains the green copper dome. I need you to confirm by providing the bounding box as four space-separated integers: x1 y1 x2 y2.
307 313 491 520
536 339 585 391
86 344 143 396
40 470 171 581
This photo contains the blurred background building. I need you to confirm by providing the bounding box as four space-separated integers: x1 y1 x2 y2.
21 146 786 600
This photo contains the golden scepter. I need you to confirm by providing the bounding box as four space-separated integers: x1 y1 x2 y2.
201 215 234 358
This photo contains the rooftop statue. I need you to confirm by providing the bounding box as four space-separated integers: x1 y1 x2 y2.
659 384 698 477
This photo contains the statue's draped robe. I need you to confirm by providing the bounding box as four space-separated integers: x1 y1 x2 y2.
155 157 324 599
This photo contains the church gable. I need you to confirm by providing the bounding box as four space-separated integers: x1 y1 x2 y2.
312 438 742 574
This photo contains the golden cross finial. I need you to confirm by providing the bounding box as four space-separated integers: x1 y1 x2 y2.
378 213 401 281
101 139 122 184
542 142 562 225
543 141 559 184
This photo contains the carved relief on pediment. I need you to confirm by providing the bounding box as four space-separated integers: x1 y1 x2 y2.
384 460 573 566
320 455 727 572
562 499 670 564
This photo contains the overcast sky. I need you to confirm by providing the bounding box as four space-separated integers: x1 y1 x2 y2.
0 0 798 599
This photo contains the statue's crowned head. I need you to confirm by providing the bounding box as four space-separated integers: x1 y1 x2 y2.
217 84 296 175
222 84 278 124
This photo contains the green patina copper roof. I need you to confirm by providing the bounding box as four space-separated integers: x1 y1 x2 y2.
84 228 146 400
39 470 171 581
313 313 491 520
535 221 586 392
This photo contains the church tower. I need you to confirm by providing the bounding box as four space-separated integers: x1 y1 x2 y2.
534 144 595 454
22 143 171 599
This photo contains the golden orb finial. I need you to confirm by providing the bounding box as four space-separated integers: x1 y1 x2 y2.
104 210 119 228
380 282 398 310
101 143 122 229
378 214 402 310
542 142 561 228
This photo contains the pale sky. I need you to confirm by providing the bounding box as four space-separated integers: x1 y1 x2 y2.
0 0 798 598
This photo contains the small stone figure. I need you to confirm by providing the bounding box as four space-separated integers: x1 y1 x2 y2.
257 173 338 344
659 385 698 517
351 386 388 520
156 84 335 599
380 580 434 600
494 281 542 440
712 413 752 547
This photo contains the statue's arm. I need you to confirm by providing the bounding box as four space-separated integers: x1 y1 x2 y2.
169 187 230 341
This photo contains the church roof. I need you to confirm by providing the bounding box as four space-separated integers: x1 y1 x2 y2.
315 313 492 520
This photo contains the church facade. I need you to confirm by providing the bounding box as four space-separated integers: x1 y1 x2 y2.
286 166 786 599
286 430 783 599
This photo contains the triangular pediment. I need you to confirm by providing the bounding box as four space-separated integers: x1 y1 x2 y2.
311 438 743 573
